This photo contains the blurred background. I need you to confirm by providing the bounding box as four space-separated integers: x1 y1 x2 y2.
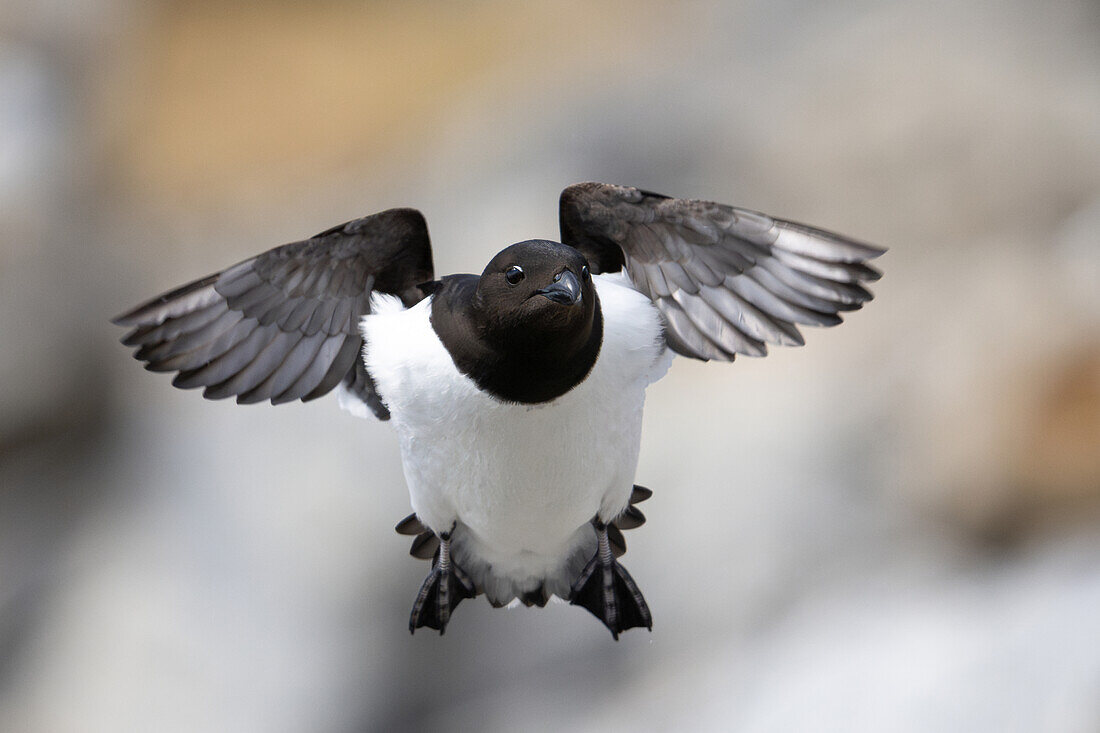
2 0 1099 730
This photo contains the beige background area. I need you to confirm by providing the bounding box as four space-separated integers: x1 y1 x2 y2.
2 1 1099 731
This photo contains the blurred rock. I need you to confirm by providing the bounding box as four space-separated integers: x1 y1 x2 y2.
0 42 98 448
3 0 1100 731
889 196 1100 543
1021 346 1100 511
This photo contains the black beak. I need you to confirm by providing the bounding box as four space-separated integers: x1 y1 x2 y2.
536 269 582 305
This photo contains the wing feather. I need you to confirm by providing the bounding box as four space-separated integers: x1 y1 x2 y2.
272 334 346 405
173 325 272 390
114 208 434 410
560 182 883 361
700 284 804 347
156 315 256 373
672 290 767 357
304 335 362 401
726 274 843 328
238 332 328 405
140 309 248 370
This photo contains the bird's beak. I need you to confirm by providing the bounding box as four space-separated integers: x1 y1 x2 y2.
535 269 582 305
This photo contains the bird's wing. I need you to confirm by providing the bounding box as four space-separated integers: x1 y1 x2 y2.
113 208 433 415
559 182 885 361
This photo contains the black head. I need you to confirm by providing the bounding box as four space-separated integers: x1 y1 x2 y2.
429 239 602 404
474 240 595 347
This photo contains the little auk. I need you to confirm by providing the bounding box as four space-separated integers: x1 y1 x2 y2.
114 182 884 638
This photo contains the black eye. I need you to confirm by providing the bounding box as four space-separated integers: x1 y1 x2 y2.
581 265 590 279
505 265 525 285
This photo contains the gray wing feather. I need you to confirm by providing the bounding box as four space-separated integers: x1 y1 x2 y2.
173 325 272 390
114 208 433 411
559 182 884 361
158 314 253 373
202 330 304 401
237 332 327 404
304 336 362 401
272 334 346 405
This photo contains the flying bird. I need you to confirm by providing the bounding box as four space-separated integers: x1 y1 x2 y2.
113 182 884 638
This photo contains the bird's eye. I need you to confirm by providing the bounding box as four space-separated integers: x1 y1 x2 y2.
505 265 525 285
581 265 590 280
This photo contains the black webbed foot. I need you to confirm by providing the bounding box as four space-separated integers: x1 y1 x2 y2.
409 530 476 635
569 519 652 640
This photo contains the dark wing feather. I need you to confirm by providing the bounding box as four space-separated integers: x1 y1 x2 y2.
559 182 884 361
113 208 433 412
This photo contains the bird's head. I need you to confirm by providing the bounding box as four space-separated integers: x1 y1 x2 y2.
474 240 597 350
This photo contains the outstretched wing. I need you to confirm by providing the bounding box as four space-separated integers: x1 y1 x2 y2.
559 182 884 361
113 208 433 413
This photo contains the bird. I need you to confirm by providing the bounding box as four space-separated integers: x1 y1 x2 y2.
113 182 884 639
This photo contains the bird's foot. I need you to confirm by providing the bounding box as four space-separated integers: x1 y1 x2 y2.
570 519 652 640
409 530 476 635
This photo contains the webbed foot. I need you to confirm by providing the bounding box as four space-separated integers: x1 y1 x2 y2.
409 530 476 635
569 519 652 640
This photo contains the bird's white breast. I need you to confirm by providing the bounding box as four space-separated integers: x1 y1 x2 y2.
358 274 669 591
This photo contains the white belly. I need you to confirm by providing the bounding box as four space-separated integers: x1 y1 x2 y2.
360 274 669 600
400 375 644 549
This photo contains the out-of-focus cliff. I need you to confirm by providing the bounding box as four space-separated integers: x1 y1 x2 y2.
2 1 1098 731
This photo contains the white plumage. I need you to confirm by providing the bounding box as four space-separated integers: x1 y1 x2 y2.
355 274 670 604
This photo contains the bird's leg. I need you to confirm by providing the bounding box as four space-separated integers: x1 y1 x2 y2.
408 527 476 635
569 519 652 640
